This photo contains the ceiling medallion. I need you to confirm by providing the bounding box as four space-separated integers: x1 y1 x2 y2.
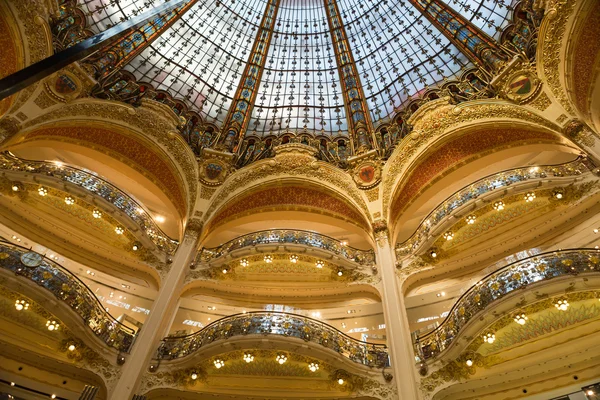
351 159 381 190
504 70 541 104
198 148 233 186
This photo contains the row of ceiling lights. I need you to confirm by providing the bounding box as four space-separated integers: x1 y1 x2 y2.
430 190 565 258
465 298 573 366
230 256 343 276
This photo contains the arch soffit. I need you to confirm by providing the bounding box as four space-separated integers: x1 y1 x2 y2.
382 100 571 224
203 181 373 239
0 3 24 117
6 99 200 219
202 149 371 226
562 0 600 123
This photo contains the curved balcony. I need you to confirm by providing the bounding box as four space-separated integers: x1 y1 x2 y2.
0 241 137 352
0 152 178 254
198 230 375 266
415 249 600 360
396 158 592 257
157 311 389 368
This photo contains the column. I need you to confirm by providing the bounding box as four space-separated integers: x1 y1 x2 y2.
216 0 282 153
374 224 422 400
109 220 202 399
409 0 507 72
324 0 377 155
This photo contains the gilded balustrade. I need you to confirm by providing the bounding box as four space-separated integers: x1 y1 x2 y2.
396 158 592 257
0 152 178 254
0 241 137 352
157 311 389 368
416 249 600 360
198 229 376 266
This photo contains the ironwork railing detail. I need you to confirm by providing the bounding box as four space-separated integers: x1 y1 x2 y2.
0 152 178 254
396 158 592 257
198 229 375 266
0 242 137 352
157 311 389 368
416 249 600 360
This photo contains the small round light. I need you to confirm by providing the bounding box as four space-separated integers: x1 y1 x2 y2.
340 240 348 246
430 250 437 258
92 209 102 219
64 196 75 205
243 353 254 363
276 354 287 364
240 259 249 267
214 359 225 369
338 378 344 385
264 255 273 263
11 184 19 192
443 231 454 241
222 268 228 274
524 192 536 202
290 255 299 263
493 201 505 211
68 344 76 351
191 372 198 380
38 187 48 196
595 229 599 234
466 359 473 367
315 260 324 268
15 300 29 311
514 313 528 325
337 270 343 276
115 226 124 235
554 299 569 311
51 395 56 399
466 215 476 224
587 390 595 396
554 190 564 199
483 333 495 344
132 242 141 251
46 320 59 331
308 362 319 372
10 382 15 386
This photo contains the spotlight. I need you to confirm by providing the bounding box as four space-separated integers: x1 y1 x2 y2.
276 354 287 364
64 196 75 205
132 242 141 251
290 254 299 263
466 215 476 224
430 250 437 258
553 190 564 199
443 231 453 241
222 268 228 274
315 260 324 268
214 359 225 369
92 209 102 219
493 201 505 211
38 187 48 196
338 378 344 385
337 270 343 276
68 344 76 351
524 192 536 202
466 359 473 367
240 259 249 267
243 353 254 363
514 313 528 325
191 372 198 380
264 255 273 263
308 362 319 372
115 226 124 235
15 300 29 311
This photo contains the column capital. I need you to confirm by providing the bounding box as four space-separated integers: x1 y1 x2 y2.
372 220 390 248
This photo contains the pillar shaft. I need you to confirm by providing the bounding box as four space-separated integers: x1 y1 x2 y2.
217 0 282 153
324 0 377 155
409 0 506 71
109 227 201 399
375 230 422 400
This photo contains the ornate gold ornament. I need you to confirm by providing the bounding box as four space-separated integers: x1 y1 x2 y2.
499 68 542 104
198 148 233 186
352 159 382 190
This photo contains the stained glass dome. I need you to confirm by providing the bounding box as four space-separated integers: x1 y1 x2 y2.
79 0 513 138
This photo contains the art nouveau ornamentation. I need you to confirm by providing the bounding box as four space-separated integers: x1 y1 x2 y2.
197 229 375 266
0 152 178 254
157 311 389 368
0 242 137 352
415 249 600 360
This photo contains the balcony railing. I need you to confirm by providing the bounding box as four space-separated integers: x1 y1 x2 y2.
157 311 389 368
415 249 600 360
0 152 178 254
0 241 137 353
198 229 375 266
396 158 592 257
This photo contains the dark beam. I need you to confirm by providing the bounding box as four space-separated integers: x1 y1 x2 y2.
0 0 189 101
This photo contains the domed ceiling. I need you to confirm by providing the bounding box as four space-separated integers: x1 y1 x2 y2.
80 0 512 138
